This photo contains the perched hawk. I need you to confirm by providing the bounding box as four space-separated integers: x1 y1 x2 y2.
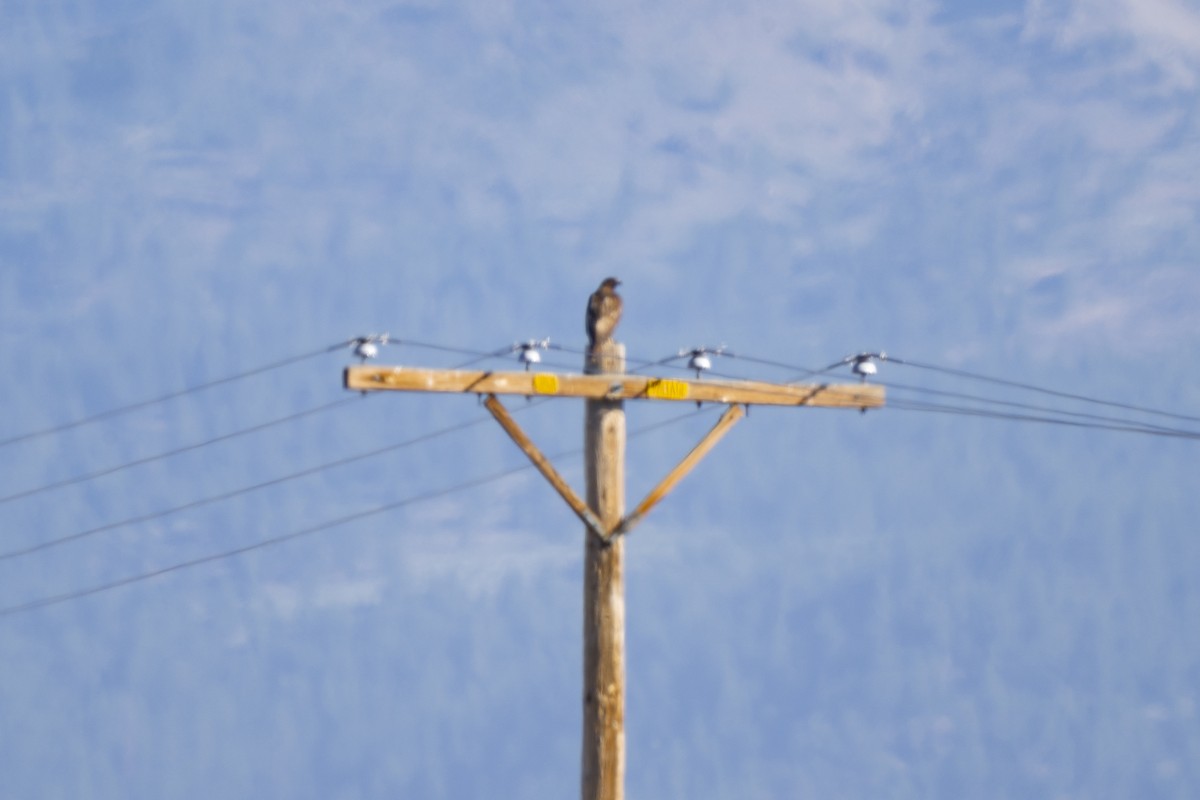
586 277 622 349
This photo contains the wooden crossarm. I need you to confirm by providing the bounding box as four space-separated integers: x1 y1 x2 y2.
345 366 883 409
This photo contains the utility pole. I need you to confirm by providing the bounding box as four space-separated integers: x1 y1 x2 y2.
582 340 626 800
343 336 883 800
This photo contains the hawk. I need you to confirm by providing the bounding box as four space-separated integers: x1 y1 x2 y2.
586 277 622 349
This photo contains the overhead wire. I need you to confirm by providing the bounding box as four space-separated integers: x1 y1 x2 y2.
396 338 516 362
0 413 495 561
367 339 1200 440
388 338 588 373
0 335 603 516
0 344 339 449
0 405 716 617
16 334 1192 452
0 396 364 506
0 336 542 455
0 470 524 618
886 398 1200 439
710 349 1200 439
380 337 578 371
884 355 1200 424
6 332 1197 616
0 338 554 506
547 342 680 374
715 352 826 377
880 380 1194 436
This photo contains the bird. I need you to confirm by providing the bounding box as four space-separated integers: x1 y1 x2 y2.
586 277 623 350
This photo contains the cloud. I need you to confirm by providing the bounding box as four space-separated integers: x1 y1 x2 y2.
3 0 1196 365
1013 259 1200 357
1024 0 1200 91
876 1 1196 357
466 0 948 269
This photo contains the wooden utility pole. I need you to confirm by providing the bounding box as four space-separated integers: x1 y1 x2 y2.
582 340 626 800
343 340 883 800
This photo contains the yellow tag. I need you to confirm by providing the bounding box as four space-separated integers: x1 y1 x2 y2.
532 373 560 394
646 378 689 400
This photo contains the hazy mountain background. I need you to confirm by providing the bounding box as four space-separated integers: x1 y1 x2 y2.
2 1 1199 797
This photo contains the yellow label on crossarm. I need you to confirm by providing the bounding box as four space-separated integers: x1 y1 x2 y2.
646 378 689 400
532 373 560 394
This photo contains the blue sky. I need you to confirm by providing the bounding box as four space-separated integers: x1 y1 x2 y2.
2 1 1199 797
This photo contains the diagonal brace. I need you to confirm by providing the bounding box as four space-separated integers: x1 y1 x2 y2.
613 403 745 538
483 394 607 539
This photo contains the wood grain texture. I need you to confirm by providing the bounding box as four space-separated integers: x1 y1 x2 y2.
483 394 606 538
616 402 744 538
582 341 626 800
345 365 884 408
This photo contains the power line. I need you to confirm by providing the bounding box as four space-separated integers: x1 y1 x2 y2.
494 343 1190 438
887 398 1200 439
556 346 1200 440
0 344 341 449
677 366 1200 439
0 414 493 561
0 468 525 618
542 342 742 378
386 338 593 373
389 338 703 376
0 335 535 453
0 406 714 617
720 348 1200 422
548 343 669 372
14 333 1190 610
394 338 510 360
2 344 640 554
0 334 558 491
642 347 826 378
884 356 1200 424
712 352 824 377
572 343 833 381
708 349 1200 438
732 375 1200 439
385 338 755 379
383 337 564 370
5 388 709 563
0 396 364 506
881 381 1196 437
